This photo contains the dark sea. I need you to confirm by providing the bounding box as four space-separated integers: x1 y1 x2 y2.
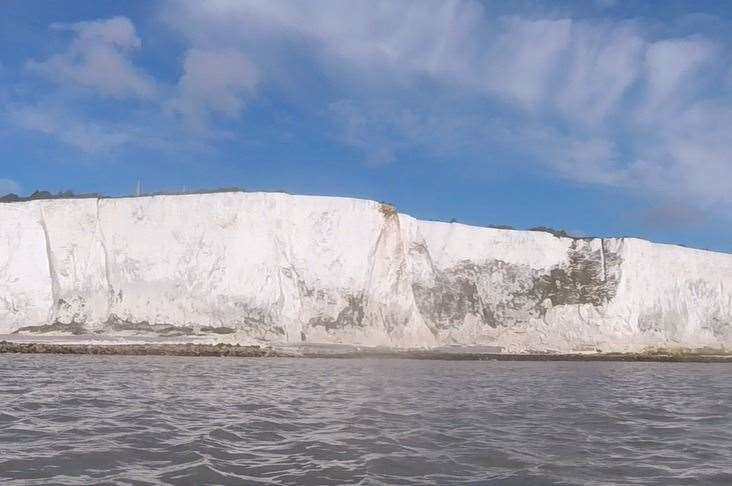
0 355 730 485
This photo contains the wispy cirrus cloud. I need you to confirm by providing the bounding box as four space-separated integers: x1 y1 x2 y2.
641 37 716 116
159 0 732 214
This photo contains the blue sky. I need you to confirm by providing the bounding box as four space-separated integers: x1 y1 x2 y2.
2 1 732 252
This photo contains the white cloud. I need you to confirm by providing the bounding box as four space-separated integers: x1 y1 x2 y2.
163 2 635 117
642 37 715 114
26 16 156 98
645 103 732 206
0 178 21 195
485 18 572 108
556 23 644 123
163 0 492 92
168 49 259 132
12 16 261 150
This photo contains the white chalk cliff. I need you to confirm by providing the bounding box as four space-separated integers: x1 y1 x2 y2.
1 192 731 352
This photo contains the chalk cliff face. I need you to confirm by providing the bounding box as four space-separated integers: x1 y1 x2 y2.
1 192 731 352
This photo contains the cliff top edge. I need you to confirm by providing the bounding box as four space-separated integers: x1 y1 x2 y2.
0 189 726 256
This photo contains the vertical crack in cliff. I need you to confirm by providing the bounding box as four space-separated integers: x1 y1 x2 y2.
38 205 59 324
96 198 114 321
363 210 388 339
600 238 607 282
364 208 386 295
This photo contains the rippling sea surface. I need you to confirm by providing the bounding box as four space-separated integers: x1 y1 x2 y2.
1 356 731 485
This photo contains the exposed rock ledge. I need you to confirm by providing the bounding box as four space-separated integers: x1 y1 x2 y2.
1 340 731 362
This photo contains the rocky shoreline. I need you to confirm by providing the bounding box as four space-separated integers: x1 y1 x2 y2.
0 341 275 357
1 340 731 362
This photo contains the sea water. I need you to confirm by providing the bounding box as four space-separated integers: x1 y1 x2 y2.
1 355 730 485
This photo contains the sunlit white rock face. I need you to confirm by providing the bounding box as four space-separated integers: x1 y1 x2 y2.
1 192 731 352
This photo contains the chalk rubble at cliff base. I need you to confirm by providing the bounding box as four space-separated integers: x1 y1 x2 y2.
1 192 731 353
